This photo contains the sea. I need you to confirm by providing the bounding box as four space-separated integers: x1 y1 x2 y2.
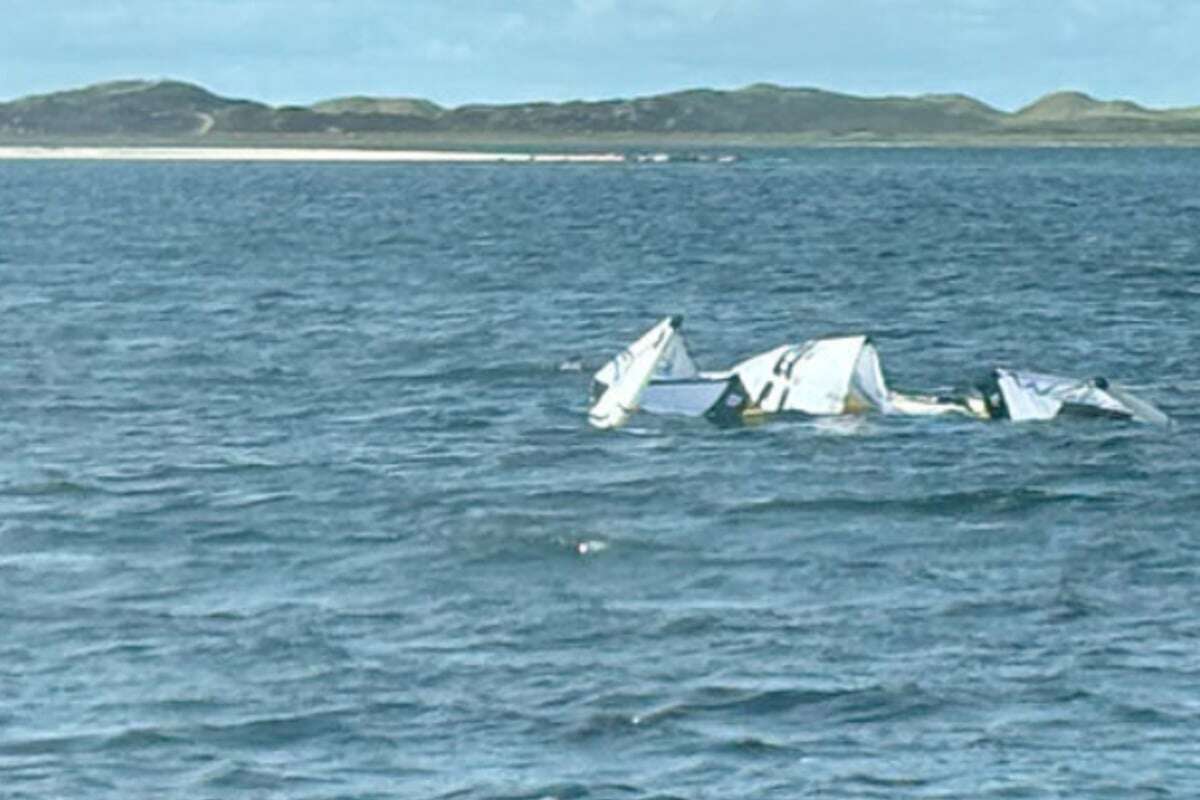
1 148 1199 799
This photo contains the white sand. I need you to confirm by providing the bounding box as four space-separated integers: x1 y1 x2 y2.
0 146 627 163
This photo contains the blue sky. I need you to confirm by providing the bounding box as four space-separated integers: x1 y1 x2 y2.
2 1 1197 110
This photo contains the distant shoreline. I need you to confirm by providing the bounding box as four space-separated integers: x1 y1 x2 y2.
3 137 1200 159
0 146 628 163
6 80 1200 149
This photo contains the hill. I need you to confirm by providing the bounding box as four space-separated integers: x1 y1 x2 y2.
0 80 439 137
2 79 1198 144
1014 90 1156 121
310 96 443 118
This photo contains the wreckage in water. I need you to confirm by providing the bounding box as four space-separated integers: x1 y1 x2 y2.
588 316 892 429
586 317 1170 429
974 368 1171 425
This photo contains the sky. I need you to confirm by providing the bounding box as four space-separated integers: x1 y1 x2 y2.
2 0 1197 111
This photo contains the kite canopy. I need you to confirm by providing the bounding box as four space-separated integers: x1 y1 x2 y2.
586 318 1171 429
588 315 682 429
722 335 891 416
589 319 892 428
992 369 1171 425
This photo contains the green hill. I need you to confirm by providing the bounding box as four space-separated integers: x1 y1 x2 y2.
1005 90 1200 135
2 79 1198 143
1014 91 1154 121
0 79 438 136
310 96 443 117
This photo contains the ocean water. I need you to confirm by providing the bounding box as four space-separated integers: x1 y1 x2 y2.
1 149 1199 799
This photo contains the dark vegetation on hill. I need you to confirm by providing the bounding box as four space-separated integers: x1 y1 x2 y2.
2 79 1198 142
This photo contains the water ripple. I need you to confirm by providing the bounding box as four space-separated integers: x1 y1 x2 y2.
2 152 1198 798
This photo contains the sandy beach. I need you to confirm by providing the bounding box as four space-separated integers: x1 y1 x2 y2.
0 146 627 163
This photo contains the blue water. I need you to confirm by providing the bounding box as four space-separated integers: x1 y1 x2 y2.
2 149 1199 799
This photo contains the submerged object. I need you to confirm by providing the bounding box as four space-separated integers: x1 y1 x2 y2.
716 335 891 416
588 315 751 428
588 316 683 429
588 317 892 428
818 368 1171 425
586 318 1171 429
976 368 1171 425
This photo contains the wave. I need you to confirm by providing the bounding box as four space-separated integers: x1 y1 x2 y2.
0 723 181 758
723 487 1110 519
713 735 794 755
0 551 105 572
842 772 934 789
193 708 353 749
2 478 97 497
207 490 297 510
199 763 339 792
366 360 567 386
454 524 643 566
582 683 949 735
433 782 636 800
0 732 92 757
